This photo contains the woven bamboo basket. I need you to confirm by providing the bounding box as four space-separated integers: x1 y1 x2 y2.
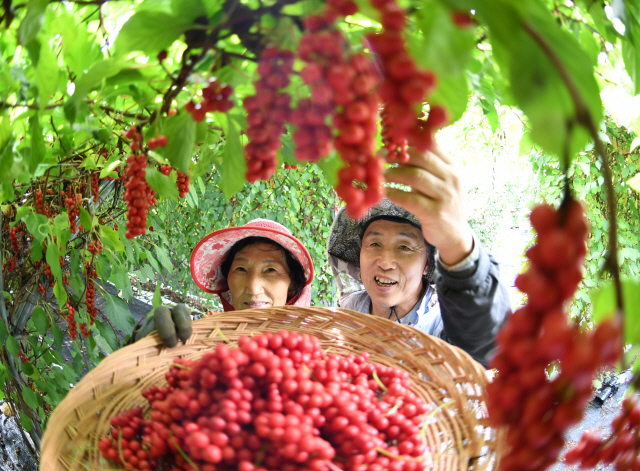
41 306 503 471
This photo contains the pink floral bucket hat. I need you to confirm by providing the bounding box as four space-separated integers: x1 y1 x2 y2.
190 219 314 310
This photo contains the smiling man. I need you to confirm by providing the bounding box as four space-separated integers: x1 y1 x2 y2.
328 147 511 367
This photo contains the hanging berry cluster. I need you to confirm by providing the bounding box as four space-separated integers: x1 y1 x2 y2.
35 189 45 214
186 78 233 122
565 395 640 469
123 153 155 240
91 173 100 203
244 47 294 182
487 198 624 471
99 331 430 471
85 260 97 326
64 189 81 234
148 135 168 150
66 302 78 341
177 171 190 198
367 0 444 155
159 164 190 198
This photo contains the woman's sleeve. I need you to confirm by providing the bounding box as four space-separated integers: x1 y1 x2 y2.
435 244 512 368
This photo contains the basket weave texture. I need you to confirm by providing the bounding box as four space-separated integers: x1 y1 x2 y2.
41 306 502 470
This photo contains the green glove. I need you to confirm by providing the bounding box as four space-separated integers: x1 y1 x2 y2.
134 304 193 347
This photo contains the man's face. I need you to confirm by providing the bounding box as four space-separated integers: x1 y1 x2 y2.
227 242 292 310
360 219 428 315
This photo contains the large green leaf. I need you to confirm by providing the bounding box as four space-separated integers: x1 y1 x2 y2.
220 114 246 198
6 335 19 357
22 388 39 410
17 0 49 46
46 240 62 281
52 9 100 75
591 279 640 345
24 213 49 243
27 113 45 172
146 167 179 201
31 306 48 336
114 10 193 57
65 60 126 122
95 319 119 353
104 294 135 336
99 224 124 252
157 112 196 174
0 319 7 345
35 39 58 109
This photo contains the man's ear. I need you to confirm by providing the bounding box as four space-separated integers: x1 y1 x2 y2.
423 259 431 276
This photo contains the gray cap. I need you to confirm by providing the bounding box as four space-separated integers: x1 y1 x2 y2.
327 198 436 285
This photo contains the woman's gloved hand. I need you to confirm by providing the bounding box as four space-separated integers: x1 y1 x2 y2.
133 304 193 347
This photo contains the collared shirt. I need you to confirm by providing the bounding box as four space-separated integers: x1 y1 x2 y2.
340 285 445 338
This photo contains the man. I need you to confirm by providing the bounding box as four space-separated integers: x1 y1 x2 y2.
328 148 511 367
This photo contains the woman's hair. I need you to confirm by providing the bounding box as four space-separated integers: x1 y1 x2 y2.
220 236 306 301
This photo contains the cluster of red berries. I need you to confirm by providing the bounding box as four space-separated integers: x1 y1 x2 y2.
487 199 624 471
35 189 45 214
64 189 81 234
367 0 445 154
38 283 45 295
186 78 233 122
123 154 154 239
88 239 103 255
565 395 640 469
91 173 100 202
125 126 144 153
148 135 168 151
159 164 190 198
177 171 190 198
243 47 293 183
79 322 90 338
283 163 298 170
66 302 78 341
18 348 28 363
85 260 97 325
100 331 429 471
9 225 20 253
4 256 16 274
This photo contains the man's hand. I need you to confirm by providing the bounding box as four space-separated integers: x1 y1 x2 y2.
134 304 193 347
383 147 474 266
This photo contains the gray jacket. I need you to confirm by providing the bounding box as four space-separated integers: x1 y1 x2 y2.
341 244 511 368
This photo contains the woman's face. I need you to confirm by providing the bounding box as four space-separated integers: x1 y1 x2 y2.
227 242 292 310
360 219 429 317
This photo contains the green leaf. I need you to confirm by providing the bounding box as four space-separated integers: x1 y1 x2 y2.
20 361 34 377
51 319 63 350
622 39 640 95
479 97 500 133
35 39 58 109
46 241 62 281
104 294 135 335
221 114 246 197
31 306 48 336
95 319 119 352
22 388 39 410
172 0 207 22
17 0 49 46
428 72 469 124
24 212 49 243
158 112 196 174
591 279 640 345
153 245 174 273
315 152 341 188
20 413 33 432
144 248 163 274
28 113 45 172
79 207 93 230
66 60 126 122
6 335 19 357
152 283 162 308
628 172 640 193
114 10 193 57
53 281 67 307
0 319 7 345
99 224 124 252
146 167 179 200
518 132 534 156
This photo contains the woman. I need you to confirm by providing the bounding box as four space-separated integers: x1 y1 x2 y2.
134 219 314 346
